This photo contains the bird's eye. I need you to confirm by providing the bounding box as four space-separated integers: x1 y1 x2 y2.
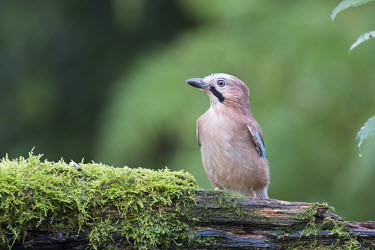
217 79 226 87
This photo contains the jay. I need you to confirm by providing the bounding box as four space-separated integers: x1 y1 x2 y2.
186 73 269 198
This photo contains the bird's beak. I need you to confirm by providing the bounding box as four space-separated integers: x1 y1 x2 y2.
186 78 210 90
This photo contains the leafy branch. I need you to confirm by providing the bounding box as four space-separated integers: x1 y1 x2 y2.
357 116 375 150
331 0 375 50
331 0 375 150
331 0 374 20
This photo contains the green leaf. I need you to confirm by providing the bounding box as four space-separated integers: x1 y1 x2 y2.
350 30 375 50
331 0 375 20
357 116 375 150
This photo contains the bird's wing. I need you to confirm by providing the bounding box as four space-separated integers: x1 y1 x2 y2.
246 124 266 158
196 119 201 147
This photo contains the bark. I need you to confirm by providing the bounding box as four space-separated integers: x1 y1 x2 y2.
12 191 375 249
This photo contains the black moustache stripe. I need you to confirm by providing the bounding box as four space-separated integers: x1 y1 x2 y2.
209 87 225 103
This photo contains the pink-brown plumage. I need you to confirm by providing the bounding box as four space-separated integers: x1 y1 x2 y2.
187 73 269 198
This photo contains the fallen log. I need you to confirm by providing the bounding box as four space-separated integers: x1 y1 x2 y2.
1 154 374 249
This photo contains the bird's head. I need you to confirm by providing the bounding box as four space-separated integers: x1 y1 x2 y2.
186 73 250 107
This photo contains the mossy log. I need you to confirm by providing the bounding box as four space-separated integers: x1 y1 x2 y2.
1 154 375 249
9 191 375 249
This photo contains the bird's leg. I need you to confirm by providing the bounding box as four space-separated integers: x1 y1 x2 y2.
254 187 269 199
245 190 257 200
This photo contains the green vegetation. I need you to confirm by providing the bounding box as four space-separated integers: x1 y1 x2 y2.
0 152 199 249
295 203 327 235
215 191 245 217
331 0 375 50
291 204 362 249
356 113 375 154
331 0 374 20
331 0 375 155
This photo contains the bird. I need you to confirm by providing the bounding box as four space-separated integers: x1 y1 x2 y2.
186 73 269 198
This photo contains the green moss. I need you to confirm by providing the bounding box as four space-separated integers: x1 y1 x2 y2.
0 152 199 249
215 191 245 218
321 217 362 250
321 217 346 235
87 218 118 249
295 203 327 235
292 205 362 249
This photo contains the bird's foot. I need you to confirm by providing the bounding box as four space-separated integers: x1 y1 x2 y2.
247 197 262 201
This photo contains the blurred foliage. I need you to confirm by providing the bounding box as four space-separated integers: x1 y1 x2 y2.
350 30 375 50
357 116 375 150
1 1 375 221
0 0 193 161
331 0 374 20
331 1 375 154
331 0 375 50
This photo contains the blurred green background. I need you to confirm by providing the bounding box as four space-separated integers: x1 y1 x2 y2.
1 1 374 221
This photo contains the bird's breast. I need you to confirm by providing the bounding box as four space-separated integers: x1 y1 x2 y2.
199 110 256 168
198 108 267 192
200 110 236 150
